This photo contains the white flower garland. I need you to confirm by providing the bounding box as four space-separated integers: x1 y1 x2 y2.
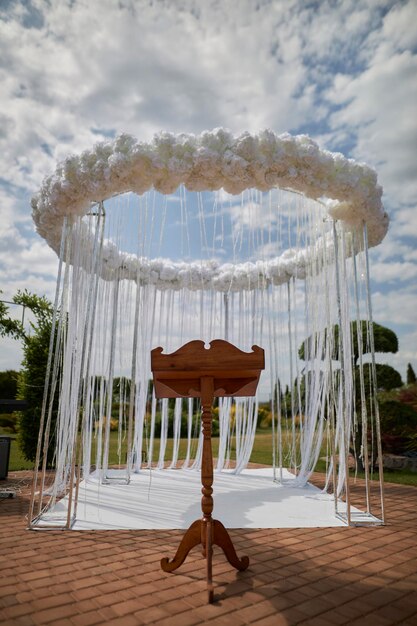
32 128 388 290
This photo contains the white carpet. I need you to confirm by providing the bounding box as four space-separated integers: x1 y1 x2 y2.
37 468 352 529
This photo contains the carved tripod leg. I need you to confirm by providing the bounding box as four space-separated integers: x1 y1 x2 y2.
160 519 201 573
213 519 250 571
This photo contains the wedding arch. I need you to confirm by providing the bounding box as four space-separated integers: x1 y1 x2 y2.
28 129 388 529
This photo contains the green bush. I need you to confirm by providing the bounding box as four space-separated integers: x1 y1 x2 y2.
17 318 59 465
0 370 19 399
0 290 58 466
378 400 417 455
257 406 271 429
0 413 18 433
398 382 417 412
379 399 417 433
405 432 417 453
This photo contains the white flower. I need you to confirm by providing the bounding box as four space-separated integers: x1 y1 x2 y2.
31 129 389 290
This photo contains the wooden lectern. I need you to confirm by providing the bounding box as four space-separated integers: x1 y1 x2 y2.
151 339 265 603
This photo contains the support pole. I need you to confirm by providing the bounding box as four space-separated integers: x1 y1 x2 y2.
200 376 215 603
333 220 351 525
363 223 385 523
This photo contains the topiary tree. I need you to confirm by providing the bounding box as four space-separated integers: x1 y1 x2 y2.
365 363 402 392
298 320 402 468
352 345 402 467
298 320 399 365
407 363 417 385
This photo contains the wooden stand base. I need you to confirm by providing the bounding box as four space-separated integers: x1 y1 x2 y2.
161 518 249 603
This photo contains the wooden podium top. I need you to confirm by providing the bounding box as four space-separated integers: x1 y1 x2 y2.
151 339 265 399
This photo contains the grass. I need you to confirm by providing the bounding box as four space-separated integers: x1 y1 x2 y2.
0 434 33 472
2 428 416 486
89 431 276 467
376 468 417 487
314 457 417 487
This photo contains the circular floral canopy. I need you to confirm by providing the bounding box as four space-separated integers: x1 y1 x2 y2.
32 129 389 290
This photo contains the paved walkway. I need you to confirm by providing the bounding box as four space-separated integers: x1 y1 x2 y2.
0 471 416 625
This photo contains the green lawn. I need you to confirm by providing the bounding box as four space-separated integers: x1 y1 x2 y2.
314 456 417 487
2 429 416 486
0 434 33 471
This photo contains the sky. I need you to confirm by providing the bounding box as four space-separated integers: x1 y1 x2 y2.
0 0 416 381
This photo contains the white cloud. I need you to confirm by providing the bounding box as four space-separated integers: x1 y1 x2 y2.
406 249 417 262
0 273 57 303
3 0 413 204
0 239 58 280
370 237 412 263
317 2 417 379
0 186 31 232
0 336 24 372
376 1 417 57
373 287 417 328
214 190 238 205
324 3 417 209
371 285 417 379
389 205 417 240
0 184 58 295
377 323 417 382
371 259 417 284
229 200 273 229
0 0 312 195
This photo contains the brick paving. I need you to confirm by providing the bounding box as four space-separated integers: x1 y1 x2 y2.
0 471 416 625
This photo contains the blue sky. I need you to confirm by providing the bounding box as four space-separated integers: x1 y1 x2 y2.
0 0 416 380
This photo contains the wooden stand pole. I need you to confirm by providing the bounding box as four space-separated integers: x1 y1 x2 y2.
160 376 249 603
201 376 215 602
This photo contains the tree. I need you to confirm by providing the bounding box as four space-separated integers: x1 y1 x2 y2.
298 320 402 468
0 370 19 399
0 290 57 463
398 382 417 413
377 382 417 454
298 320 402 389
298 320 399 365
0 294 25 341
407 363 417 385
282 384 292 417
377 400 417 454
0 368 20 434
366 363 402 392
